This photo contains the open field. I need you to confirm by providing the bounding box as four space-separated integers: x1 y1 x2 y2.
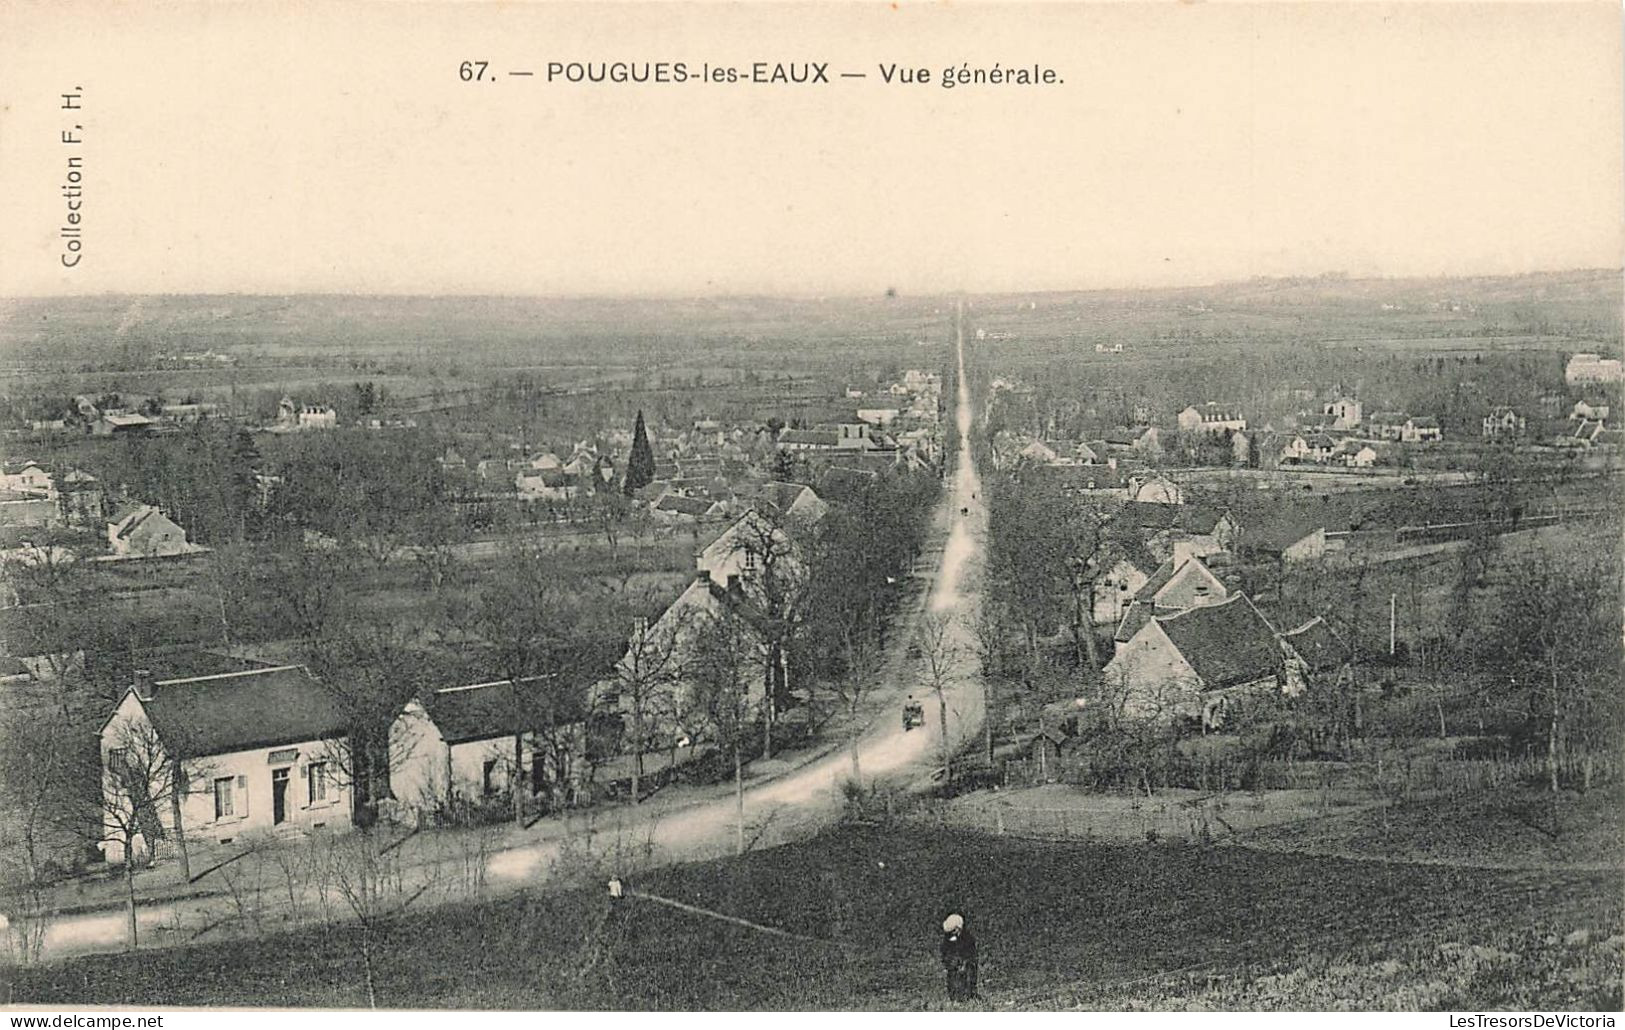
7 808 1618 1010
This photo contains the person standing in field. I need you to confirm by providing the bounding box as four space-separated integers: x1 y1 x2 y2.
940 913 978 1002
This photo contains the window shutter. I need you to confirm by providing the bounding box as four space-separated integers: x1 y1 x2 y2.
236 774 246 788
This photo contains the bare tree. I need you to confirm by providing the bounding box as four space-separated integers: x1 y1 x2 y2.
612 606 687 804
98 719 176 950
917 612 960 784
690 604 761 855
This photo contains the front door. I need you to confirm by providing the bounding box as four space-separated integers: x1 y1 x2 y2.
272 767 290 824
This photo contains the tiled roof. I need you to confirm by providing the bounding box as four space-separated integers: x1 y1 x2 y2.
424 677 585 745
1154 595 1282 692
140 666 350 757
1280 617 1349 672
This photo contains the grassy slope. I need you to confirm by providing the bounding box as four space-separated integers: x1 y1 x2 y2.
9 816 1620 1011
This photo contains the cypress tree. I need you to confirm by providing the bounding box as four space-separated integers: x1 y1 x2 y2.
624 410 655 495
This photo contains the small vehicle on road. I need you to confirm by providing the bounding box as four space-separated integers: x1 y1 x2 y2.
902 698 926 730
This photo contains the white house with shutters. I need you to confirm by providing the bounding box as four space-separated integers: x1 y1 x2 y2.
98 666 351 862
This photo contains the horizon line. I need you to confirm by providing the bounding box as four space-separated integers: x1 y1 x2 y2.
2 266 1621 306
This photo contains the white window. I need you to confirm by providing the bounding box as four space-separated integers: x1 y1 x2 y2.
307 761 328 804
213 776 235 819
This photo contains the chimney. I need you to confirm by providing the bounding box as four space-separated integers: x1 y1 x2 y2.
132 669 155 701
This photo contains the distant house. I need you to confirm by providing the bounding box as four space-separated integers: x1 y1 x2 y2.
106 504 193 558
1092 550 1156 626
1322 397 1362 430
755 482 828 526
99 666 351 860
90 412 155 436
1401 416 1442 443
389 677 586 814
0 461 55 497
855 407 901 427
1128 473 1183 506
527 452 564 472
515 469 580 502
1565 353 1624 385
1366 412 1409 441
1122 502 1239 562
1571 397 1611 422
1099 425 1161 462
1101 594 1285 729
1018 440 1061 465
1240 513 1327 564
1177 404 1247 434
776 428 840 452
1280 433 1337 464
58 468 104 525
653 493 724 523
159 402 219 424
275 397 337 431
1340 442 1383 469
1482 407 1525 440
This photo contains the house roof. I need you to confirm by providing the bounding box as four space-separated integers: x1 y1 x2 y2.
1114 598 1156 643
424 677 585 745
1123 501 1226 535
139 665 350 757
656 493 719 517
1408 416 1440 429
1154 595 1282 692
778 429 839 448
1242 512 1325 554
1280 616 1349 672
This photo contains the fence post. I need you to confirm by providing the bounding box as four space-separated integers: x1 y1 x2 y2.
996 809 1005 836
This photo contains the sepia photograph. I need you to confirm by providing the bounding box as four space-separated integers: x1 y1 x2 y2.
0 0 1621 1015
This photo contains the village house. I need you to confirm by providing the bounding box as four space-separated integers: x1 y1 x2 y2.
99 665 351 861
855 407 901 427
1176 403 1247 435
1366 412 1410 441
1101 426 1162 462
1123 502 1240 563
1112 554 1234 642
1482 407 1526 440
1101 593 1286 729
90 412 155 437
389 677 586 816
1571 397 1612 422
653 493 726 523
275 397 338 431
0 461 56 497
106 503 194 558
1565 352 1624 385
159 402 220 424
1280 432 1338 464
1322 397 1363 430
515 469 581 502
1400 416 1443 443
1338 441 1385 468
1239 512 1328 564
1127 473 1184 505
1092 552 1157 627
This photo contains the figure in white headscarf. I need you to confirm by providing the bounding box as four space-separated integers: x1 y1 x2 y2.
940 913 978 1002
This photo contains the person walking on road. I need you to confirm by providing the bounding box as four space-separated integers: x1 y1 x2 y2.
940 913 978 1002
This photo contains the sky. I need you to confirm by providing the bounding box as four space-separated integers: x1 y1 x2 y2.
0 1 1620 298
